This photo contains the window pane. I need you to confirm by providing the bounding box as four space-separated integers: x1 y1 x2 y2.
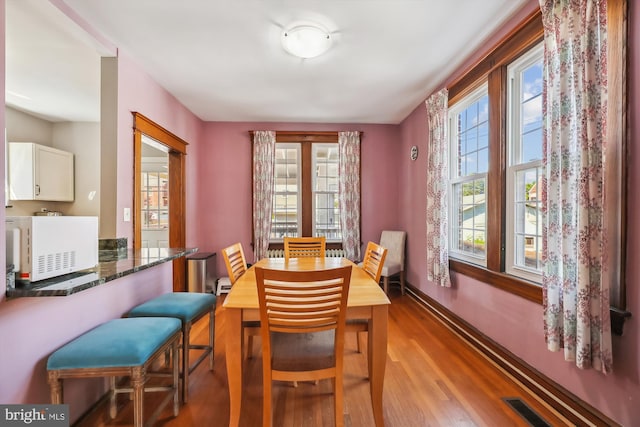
506 43 543 281
455 93 490 178
513 167 543 270
514 56 543 165
141 172 168 230
522 127 543 163
313 144 341 241
477 147 489 173
451 178 486 259
272 144 301 239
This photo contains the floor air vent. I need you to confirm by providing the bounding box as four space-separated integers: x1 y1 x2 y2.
503 398 552 427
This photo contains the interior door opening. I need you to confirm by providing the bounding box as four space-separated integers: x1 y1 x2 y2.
133 112 188 291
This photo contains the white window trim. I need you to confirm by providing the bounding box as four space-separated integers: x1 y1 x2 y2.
271 142 301 242
448 83 488 266
505 43 544 283
311 143 341 242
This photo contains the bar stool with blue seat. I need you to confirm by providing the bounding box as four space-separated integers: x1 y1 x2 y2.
126 291 217 402
47 317 182 427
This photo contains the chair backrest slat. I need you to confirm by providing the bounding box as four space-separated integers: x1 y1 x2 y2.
284 237 326 261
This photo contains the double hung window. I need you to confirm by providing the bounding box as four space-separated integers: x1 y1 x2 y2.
506 44 544 282
449 84 489 265
447 22 546 295
271 143 301 239
446 5 627 314
312 144 341 240
270 138 342 245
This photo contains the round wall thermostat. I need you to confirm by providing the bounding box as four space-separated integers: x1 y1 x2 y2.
410 145 418 161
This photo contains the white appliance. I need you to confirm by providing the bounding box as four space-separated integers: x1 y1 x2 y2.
6 216 98 282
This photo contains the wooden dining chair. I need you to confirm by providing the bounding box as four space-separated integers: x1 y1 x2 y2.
255 265 352 427
349 241 387 353
283 236 326 261
361 241 388 283
221 242 260 359
222 242 248 284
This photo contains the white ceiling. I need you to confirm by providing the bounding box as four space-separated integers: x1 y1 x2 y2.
6 0 530 125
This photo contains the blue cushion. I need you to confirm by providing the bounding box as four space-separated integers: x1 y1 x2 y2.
47 317 181 370
127 292 216 324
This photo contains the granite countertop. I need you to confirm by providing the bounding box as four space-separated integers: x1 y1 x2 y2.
6 247 198 298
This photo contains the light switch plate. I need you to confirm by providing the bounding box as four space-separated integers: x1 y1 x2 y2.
123 207 131 222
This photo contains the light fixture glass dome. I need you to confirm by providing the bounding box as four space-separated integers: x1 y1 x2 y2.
282 24 332 59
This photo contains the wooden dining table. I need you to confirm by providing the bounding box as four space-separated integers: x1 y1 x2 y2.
223 256 391 427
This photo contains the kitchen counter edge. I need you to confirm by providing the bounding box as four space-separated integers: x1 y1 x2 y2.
6 247 198 298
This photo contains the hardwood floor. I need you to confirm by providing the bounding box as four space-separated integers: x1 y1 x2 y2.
75 291 569 426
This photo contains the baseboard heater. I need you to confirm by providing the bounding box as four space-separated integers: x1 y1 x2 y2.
266 249 345 258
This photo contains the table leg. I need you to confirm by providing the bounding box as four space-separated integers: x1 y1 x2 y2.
226 308 243 427
369 305 388 427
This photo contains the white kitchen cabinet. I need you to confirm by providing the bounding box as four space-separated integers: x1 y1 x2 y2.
8 142 74 201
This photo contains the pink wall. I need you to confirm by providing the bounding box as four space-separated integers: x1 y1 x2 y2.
115 51 205 242
2 0 637 425
188 121 401 276
0 264 174 422
398 1 640 425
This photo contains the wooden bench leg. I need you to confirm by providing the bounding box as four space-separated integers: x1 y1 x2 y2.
48 371 62 405
131 367 145 427
173 338 180 416
109 377 117 419
182 322 191 403
209 309 215 371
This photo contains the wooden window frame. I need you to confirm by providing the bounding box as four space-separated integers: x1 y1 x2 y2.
133 112 188 291
446 4 630 333
250 131 361 251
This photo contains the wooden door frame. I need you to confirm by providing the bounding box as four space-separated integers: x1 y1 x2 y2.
133 112 188 292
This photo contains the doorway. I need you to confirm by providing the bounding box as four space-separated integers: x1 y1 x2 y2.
133 112 188 291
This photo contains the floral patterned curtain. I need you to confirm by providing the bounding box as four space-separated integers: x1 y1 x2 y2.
425 89 451 287
338 131 361 261
539 0 612 373
252 131 276 262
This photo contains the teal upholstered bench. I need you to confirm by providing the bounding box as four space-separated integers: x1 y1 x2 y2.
126 292 217 402
47 317 182 427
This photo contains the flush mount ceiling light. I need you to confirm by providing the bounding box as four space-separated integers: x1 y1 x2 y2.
282 23 332 59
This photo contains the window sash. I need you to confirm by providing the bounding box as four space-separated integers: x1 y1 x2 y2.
449 84 489 266
449 174 487 265
269 141 343 244
271 143 301 241
312 144 341 242
506 43 544 282
506 161 543 281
